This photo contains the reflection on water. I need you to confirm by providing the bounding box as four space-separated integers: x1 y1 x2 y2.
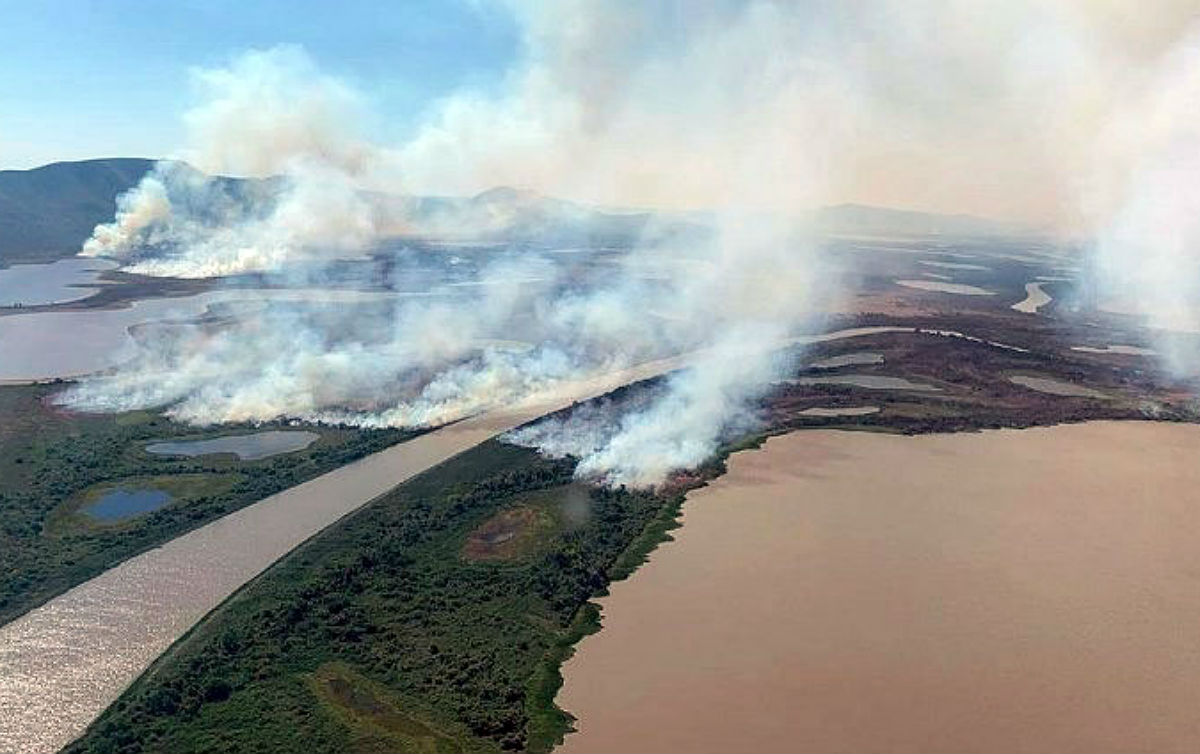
0 258 116 307
895 279 995 296
1009 375 1108 398
809 352 883 369
84 489 172 522
1012 282 1051 314
557 423 1200 753
798 405 880 417
792 374 941 391
146 431 319 461
1072 344 1156 356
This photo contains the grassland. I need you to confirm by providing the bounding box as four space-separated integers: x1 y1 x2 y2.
0 383 412 626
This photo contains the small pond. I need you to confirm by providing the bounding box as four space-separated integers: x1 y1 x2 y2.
798 406 881 417
810 352 884 369
792 374 941 392
895 280 995 296
1008 375 1109 398
1071 345 1156 356
0 258 116 307
146 430 319 461
84 488 172 522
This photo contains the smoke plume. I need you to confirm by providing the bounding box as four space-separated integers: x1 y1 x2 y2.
1086 27 1200 375
67 4 842 486
67 1 1200 483
81 45 386 278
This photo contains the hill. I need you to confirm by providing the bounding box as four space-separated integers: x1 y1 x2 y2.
0 159 1025 267
812 203 1023 238
0 158 154 264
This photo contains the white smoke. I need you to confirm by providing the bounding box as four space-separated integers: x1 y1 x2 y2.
80 45 386 278
508 324 793 486
68 1 1200 484
66 4 840 486
1087 27 1200 376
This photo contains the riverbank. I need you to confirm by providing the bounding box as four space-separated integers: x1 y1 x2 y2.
557 421 1200 753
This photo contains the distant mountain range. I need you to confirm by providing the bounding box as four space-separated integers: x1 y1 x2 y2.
0 158 1024 266
810 203 1018 238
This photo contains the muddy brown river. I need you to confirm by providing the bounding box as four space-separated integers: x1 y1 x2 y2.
557 421 1200 754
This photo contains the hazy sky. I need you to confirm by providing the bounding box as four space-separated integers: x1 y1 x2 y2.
2 0 1198 229
0 0 518 168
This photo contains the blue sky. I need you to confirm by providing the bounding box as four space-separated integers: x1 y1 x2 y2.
0 0 520 169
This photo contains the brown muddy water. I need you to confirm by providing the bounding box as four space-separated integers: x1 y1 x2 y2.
557 422 1200 754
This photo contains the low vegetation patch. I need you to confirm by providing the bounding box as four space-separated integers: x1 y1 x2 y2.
308 663 467 753
461 485 583 563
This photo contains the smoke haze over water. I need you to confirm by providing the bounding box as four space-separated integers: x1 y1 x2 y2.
67 1 1200 482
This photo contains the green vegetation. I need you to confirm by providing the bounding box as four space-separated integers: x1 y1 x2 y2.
0 383 412 626
67 440 686 753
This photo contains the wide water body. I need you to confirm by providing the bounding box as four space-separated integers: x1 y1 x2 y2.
0 325 989 753
558 422 1200 753
0 259 116 307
